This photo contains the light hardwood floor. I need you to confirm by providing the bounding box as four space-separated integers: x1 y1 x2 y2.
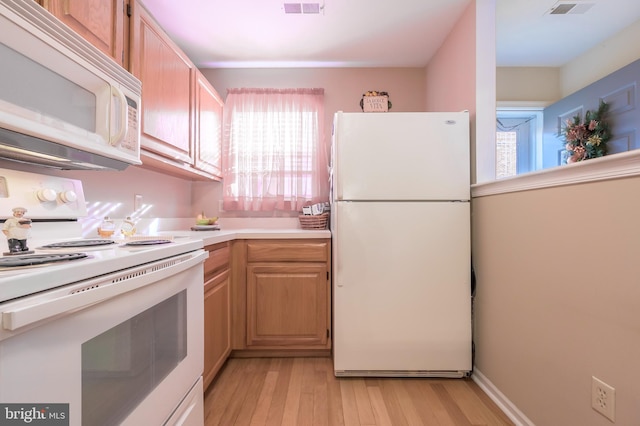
204 357 514 426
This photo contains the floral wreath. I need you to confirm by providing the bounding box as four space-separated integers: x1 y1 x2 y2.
563 100 611 163
360 91 392 111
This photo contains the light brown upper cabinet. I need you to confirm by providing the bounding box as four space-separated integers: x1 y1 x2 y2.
41 0 127 68
195 73 223 179
129 0 195 169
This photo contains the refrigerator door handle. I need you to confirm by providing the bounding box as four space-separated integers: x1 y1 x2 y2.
332 211 343 287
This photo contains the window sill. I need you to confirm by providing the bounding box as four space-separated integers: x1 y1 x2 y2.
471 150 640 198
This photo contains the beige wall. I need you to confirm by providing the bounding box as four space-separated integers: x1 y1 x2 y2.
472 177 640 424
496 67 560 104
561 19 640 97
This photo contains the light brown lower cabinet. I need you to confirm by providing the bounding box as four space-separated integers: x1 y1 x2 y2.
203 243 231 391
246 262 328 347
231 239 332 354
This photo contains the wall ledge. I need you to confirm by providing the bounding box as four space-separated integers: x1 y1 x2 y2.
471 150 640 197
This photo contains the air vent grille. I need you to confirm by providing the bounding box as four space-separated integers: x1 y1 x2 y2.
550 3 576 14
548 2 595 15
284 3 322 14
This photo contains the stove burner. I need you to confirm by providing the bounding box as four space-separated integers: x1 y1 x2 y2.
123 239 172 246
0 252 89 268
40 239 116 249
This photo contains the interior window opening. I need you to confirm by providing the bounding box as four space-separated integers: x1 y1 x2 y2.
495 108 543 178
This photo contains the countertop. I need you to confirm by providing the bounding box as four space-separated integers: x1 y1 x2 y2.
118 217 330 246
160 228 331 246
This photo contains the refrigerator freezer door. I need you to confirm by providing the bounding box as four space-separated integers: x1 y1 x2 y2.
333 112 470 202
332 201 472 375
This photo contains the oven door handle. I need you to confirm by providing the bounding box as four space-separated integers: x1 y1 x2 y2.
2 250 207 331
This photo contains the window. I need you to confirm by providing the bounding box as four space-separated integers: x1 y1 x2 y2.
495 108 543 178
495 130 517 178
222 88 328 212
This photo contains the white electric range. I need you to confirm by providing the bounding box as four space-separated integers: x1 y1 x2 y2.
0 169 206 426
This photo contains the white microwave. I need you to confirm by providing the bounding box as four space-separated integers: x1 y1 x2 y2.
0 0 141 171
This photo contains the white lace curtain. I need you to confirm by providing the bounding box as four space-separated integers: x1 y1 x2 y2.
221 88 328 212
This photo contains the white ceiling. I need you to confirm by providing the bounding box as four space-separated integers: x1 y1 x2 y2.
140 0 640 69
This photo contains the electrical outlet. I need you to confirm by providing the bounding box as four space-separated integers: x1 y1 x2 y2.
592 376 615 422
134 194 143 212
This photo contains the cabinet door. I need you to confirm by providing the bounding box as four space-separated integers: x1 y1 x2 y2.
130 1 195 164
204 242 230 280
246 263 329 348
42 0 126 67
203 269 231 390
195 72 223 179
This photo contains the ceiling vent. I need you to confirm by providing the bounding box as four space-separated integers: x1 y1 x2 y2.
547 2 595 15
284 3 322 14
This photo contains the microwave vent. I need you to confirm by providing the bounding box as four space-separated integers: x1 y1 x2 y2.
0 127 130 171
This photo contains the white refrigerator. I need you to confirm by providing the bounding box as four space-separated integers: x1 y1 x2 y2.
331 111 472 377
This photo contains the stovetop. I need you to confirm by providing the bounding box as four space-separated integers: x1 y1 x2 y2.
0 236 203 303
39 239 117 249
0 252 90 268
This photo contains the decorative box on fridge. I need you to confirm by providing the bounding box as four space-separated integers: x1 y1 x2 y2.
360 91 392 112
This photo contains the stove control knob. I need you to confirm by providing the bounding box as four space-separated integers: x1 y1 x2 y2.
59 190 78 203
37 188 57 202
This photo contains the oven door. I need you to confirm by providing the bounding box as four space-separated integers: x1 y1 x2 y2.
0 250 206 426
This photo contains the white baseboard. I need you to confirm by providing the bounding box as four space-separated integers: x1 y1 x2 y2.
471 368 535 426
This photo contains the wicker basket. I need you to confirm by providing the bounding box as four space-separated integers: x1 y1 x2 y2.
298 212 329 230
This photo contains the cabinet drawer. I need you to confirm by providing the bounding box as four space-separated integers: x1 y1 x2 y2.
247 240 328 262
204 242 230 278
